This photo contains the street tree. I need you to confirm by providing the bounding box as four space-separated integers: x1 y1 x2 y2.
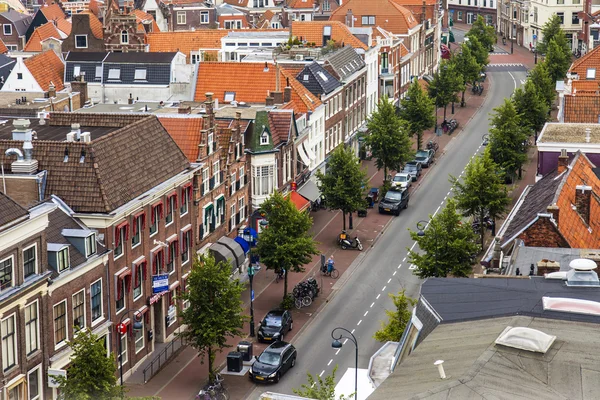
373 290 417 342
536 14 569 55
465 15 496 52
465 35 490 69
451 43 481 107
450 152 511 248
366 95 413 181
487 99 530 182
428 60 464 121
178 254 246 382
53 328 122 400
254 191 319 299
408 199 480 278
528 61 555 107
545 38 571 83
512 79 549 138
293 365 351 400
316 145 368 230
398 78 436 149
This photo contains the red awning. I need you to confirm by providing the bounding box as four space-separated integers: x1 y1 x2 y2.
287 191 310 212
115 267 132 279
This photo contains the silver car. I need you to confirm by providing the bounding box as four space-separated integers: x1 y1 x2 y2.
392 172 413 189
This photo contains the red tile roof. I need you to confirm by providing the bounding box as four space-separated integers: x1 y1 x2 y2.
146 30 229 59
130 9 160 32
88 0 101 16
268 110 293 146
56 18 71 35
194 62 321 113
569 45 600 79
0 39 8 54
40 2 67 22
286 0 317 8
24 22 62 52
158 116 203 161
329 0 418 35
572 80 600 92
291 21 368 50
24 50 64 91
563 94 600 123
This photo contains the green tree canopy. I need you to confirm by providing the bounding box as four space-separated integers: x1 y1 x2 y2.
316 145 368 230
178 254 246 381
465 15 496 51
512 79 549 136
451 43 481 106
366 95 413 180
536 13 568 55
545 37 571 83
428 59 465 120
528 61 555 107
408 199 480 278
398 78 436 149
255 191 319 298
374 290 417 342
450 152 511 248
465 35 490 68
293 365 351 400
487 99 530 182
53 328 121 400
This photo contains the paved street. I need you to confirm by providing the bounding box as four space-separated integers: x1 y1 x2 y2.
247 69 527 399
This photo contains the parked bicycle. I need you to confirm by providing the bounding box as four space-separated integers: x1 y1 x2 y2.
275 268 285 283
292 278 319 309
196 373 229 400
320 257 339 279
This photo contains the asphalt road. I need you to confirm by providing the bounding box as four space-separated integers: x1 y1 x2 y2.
248 69 527 399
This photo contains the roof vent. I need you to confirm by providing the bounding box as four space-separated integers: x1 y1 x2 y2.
495 326 556 353
12 119 32 141
586 127 592 143
566 258 600 287
543 296 600 316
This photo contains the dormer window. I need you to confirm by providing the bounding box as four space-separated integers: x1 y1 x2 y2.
260 131 269 145
85 233 97 257
587 68 596 79
23 244 37 278
48 243 70 272
134 69 147 81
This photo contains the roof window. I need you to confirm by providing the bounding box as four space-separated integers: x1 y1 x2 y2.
224 92 236 102
495 326 556 354
108 68 120 80
323 25 332 36
303 74 309 81
134 69 147 81
587 68 596 79
317 71 328 82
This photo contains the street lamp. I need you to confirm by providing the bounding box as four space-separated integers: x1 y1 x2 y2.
482 133 490 146
117 311 143 387
331 327 358 400
248 263 261 337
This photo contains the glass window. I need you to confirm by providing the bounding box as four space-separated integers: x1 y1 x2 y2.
23 245 36 278
133 263 143 299
150 205 159 236
25 302 39 356
73 65 81 76
239 197 245 220
95 65 102 79
3 24 11 35
0 257 13 290
73 290 85 331
86 234 97 257
114 227 124 258
57 248 69 272
53 301 67 346
91 279 102 323
181 186 190 215
115 279 125 312
134 69 147 80
135 320 144 353
120 30 129 44
202 168 209 194
153 250 165 273
177 11 186 24
108 69 120 80
201 11 209 23
167 241 177 273
572 13 580 25
166 195 175 225
587 68 596 79
27 367 40 400
75 34 87 48
1 315 16 371
557 12 564 24
181 230 191 264
132 215 142 247
119 334 127 366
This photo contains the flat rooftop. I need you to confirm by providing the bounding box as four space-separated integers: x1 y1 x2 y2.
0 118 119 141
538 122 600 144
0 91 71 111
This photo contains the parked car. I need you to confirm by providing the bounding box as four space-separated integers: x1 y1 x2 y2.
257 309 293 343
249 341 297 383
403 161 422 181
414 149 435 168
391 172 413 189
379 187 410 216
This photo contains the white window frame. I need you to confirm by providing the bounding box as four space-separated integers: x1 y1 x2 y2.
53 300 68 349
587 68 596 79
134 69 147 81
0 255 13 291
108 68 121 80
1 313 16 371
239 166 245 187
260 133 269 145
120 30 129 44
73 65 81 77
202 168 209 194
90 278 104 326
230 203 236 232
231 171 237 194
133 262 143 300
177 11 186 25
114 227 124 260
119 333 128 366
166 195 175 227
23 243 37 279
85 233 97 257
200 11 209 24
213 160 221 186
95 65 102 79
134 319 144 353
75 34 88 49
132 216 142 248
24 301 39 357
72 289 86 333
181 187 189 216
3 24 11 35
27 365 41 400
239 197 245 220
181 229 191 265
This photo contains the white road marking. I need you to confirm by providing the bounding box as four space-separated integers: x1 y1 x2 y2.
393 270 397 276
364 311 369 317
357 320 362 326
344 339 349 344
328 359 333 366
410 242 418 251
382 286 386 292
376 293 381 299
397 264 401 269
387 278 391 283
402 257 406 262
444 196 447 200
508 71 517 90
351 329 355 334
447 191 452 196
434 205 441 216
409 264 417 270
336 349 341 355
370 302 375 308
319 370 325 377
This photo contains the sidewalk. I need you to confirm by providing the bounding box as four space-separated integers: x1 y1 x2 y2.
124 63 493 400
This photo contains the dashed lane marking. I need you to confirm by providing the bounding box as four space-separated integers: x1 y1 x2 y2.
357 320 362 326
370 302 375 308
382 286 386 292
376 294 381 299
328 359 333 366
320 370 325 377
393 270 397 276
387 278 391 283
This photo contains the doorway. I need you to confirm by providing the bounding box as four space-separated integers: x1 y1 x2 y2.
153 298 165 343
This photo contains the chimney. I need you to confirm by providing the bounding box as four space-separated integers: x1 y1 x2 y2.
205 92 214 116
284 77 292 102
557 149 569 174
128 93 134 105
178 105 192 114
345 9 353 27
575 185 592 225
48 82 56 98
272 91 284 104
266 95 275 106
490 237 502 269
547 204 559 225
70 79 88 109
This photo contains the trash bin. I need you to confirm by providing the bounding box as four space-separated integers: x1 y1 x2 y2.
226 351 243 372
237 341 253 361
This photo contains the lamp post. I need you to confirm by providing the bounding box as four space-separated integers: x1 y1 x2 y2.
534 49 538 64
482 133 490 146
248 263 259 337
510 0 516 54
416 219 439 275
331 327 358 400
117 311 143 388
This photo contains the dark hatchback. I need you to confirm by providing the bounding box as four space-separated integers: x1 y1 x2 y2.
402 161 422 181
379 188 410 216
249 341 297 383
257 309 293 343
414 149 435 168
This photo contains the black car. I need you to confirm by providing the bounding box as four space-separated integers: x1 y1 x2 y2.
257 309 293 343
249 341 297 383
414 149 435 168
403 161 422 181
379 188 409 216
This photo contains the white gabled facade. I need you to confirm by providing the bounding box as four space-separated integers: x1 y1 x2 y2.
1 57 42 92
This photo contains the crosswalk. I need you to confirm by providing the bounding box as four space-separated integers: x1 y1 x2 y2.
486 63 528 72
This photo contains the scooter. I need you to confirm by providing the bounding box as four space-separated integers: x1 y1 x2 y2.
339 233 363 251
427 140 439 152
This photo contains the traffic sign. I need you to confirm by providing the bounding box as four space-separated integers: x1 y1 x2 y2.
117 323 127 335
251 290 255 302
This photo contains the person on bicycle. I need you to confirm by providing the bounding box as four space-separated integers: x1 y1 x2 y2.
327 256 334 276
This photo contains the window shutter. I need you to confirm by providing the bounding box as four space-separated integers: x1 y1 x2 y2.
116 277 123 300
153 252 158 275
142 261 147 280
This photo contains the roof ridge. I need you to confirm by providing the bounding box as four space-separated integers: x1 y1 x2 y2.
85 144 112 213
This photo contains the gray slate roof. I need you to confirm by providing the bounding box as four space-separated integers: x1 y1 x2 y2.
104 52 178 64
0 192 28 229
296 62 341 97
1 10 32 36
324 46 365 81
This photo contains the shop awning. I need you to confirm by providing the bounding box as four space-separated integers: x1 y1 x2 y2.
298 143 311 166
287 191 311 212
304 142 316 160
209 243 237 273
218 236 245 269
298 179 320 202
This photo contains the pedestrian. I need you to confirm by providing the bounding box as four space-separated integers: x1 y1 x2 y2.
529 42 532 51
327 256 334 276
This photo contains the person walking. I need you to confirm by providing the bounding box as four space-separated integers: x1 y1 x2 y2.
327 256 335 276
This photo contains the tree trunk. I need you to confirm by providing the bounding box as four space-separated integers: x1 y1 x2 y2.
208 346 214 382
417 131 423 150
384 165 388 182
443 105 447 121
461 90 466 107
480 223 485 250
283 267 288 300
342 211 346 230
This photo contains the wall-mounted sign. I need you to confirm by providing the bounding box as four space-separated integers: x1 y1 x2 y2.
152 274 169 294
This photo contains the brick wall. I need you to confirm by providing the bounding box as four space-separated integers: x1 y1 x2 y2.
518 216 570 248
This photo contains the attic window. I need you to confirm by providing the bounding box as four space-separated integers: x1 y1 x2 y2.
134 69 147 81
108 69 120 80
303 74 309 81
224 91 236 102
75 34 87 49
587 68 596 79
95 66 102 79
121 30 129 44
323 26 332 36
85 233 97 257
73 65 81 77
260 130 269 145
317 71 329 82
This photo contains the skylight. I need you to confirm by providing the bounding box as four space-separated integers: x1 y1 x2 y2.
495 326 556 354
587 68 596 79
303 74 309 81
317 71 328 82
543 297 600 316
224 91 236 102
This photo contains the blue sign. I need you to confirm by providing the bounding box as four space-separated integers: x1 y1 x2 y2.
152 274 169 294
251 290 255 302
